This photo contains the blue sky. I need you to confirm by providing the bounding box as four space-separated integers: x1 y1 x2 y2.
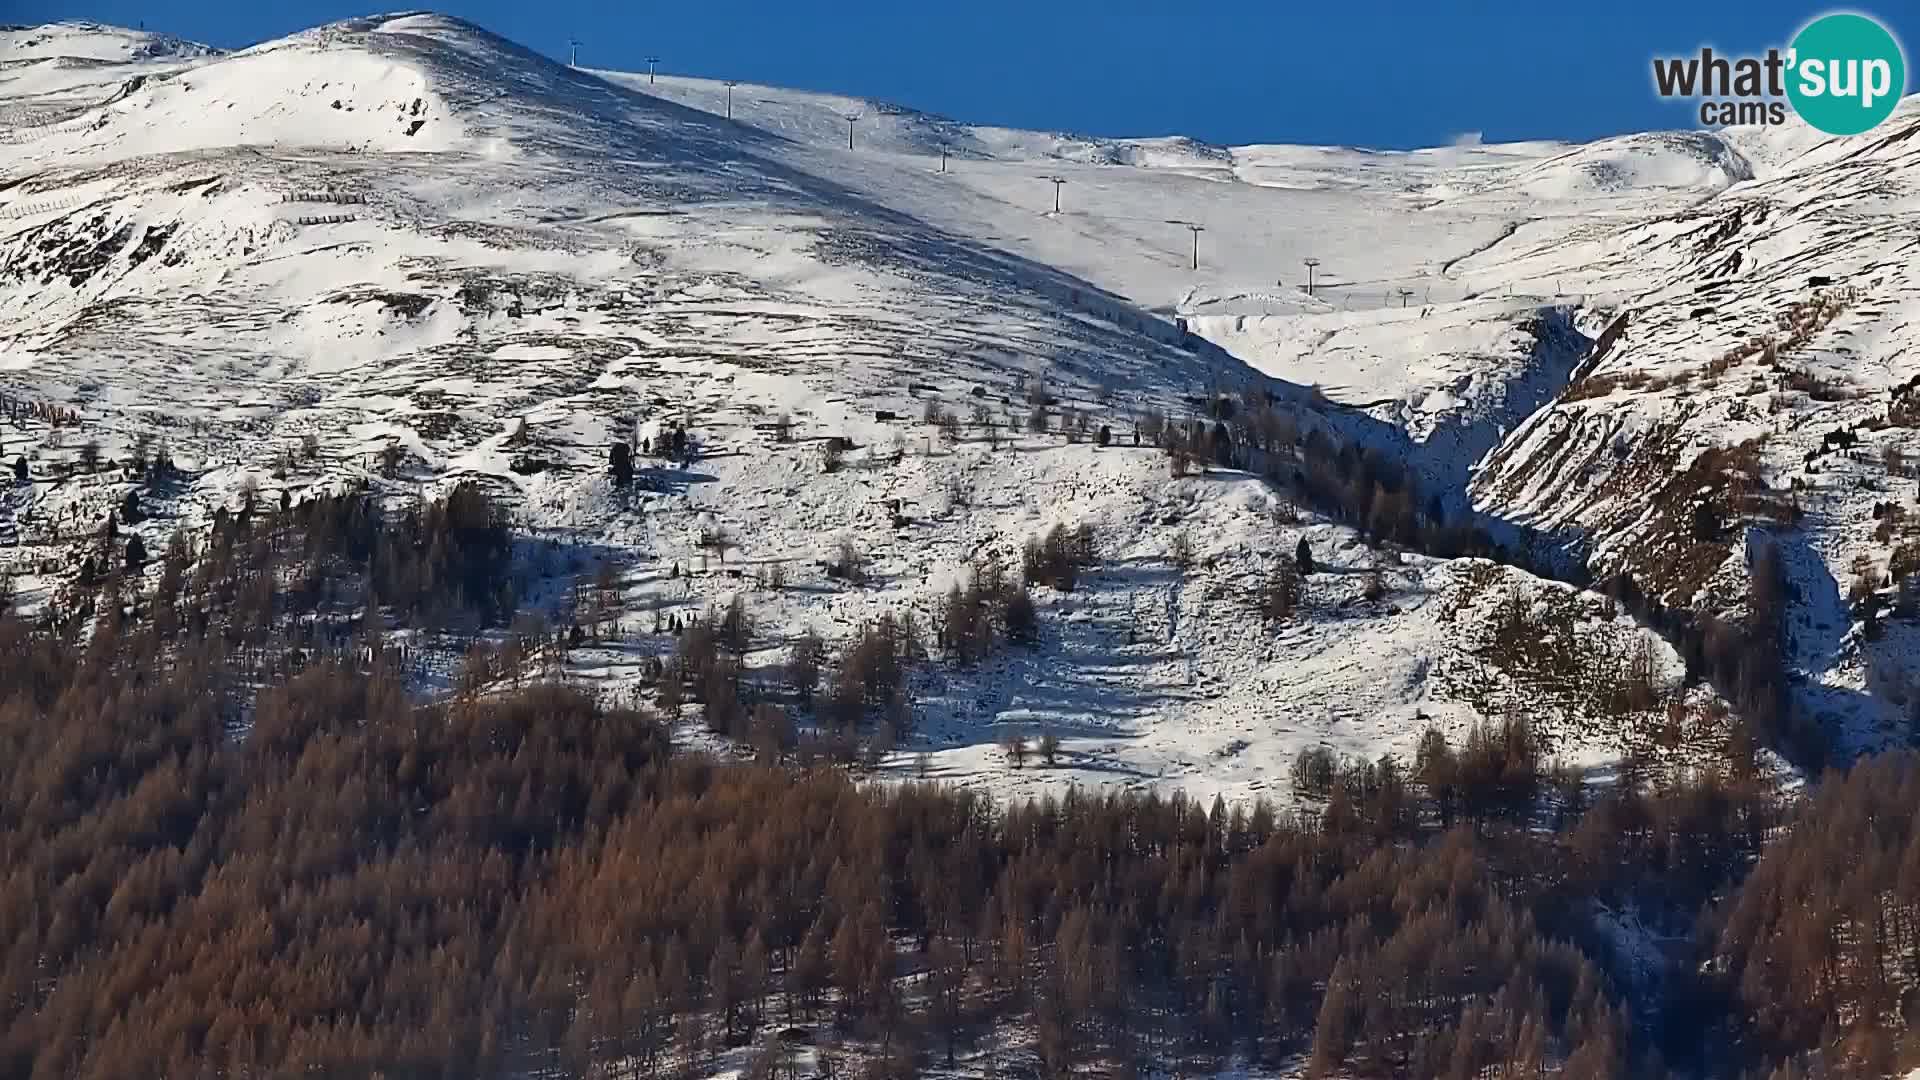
20 1 1918 148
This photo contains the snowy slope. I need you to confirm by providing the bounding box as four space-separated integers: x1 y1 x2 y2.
0 22 216 131
8 13 1912 800
598 69 1244 173
602 69 1724 314
592 68 1755 511
1465 99 1920 753
0 21 216 63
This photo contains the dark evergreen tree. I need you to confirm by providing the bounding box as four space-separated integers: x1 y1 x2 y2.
1212 421 1233 466
1004 586 1038 643
610 441 634 488
1296 536 1315 575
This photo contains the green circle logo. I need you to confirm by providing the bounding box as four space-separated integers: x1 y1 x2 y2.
1786 13 1907 135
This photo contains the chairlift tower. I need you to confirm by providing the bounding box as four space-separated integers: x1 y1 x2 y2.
724 80 739 120
844 113 861 150
1303 257 1321 297
645 56 661 83
1040 176 1067 213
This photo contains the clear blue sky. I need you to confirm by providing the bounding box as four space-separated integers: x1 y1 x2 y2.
19 1 1918 148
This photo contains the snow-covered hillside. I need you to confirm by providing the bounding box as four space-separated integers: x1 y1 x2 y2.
0 21 216 131
1468 100 1920 754
1 21 217 63
5 12 1916 800
593 68 1765 514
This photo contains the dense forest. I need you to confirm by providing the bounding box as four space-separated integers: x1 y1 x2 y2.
2 486 1918 1079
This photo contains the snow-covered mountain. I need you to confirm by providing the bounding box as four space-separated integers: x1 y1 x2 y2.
1 20 217 64
4 12 1917 800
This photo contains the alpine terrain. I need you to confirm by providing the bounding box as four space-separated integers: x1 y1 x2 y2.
5 13 1920 1080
